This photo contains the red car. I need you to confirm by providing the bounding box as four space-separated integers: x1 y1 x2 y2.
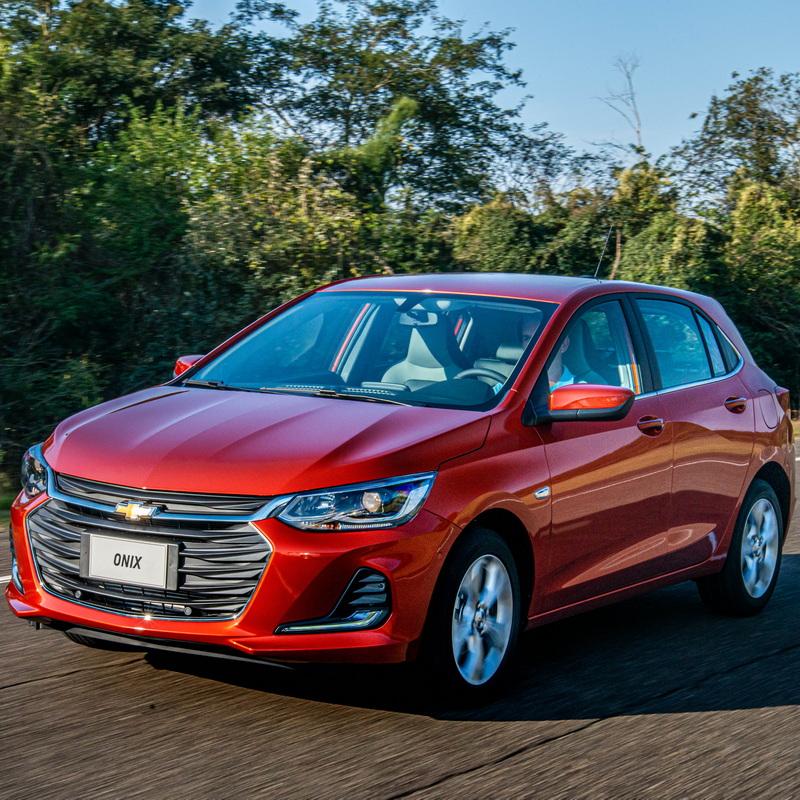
8 274 795 700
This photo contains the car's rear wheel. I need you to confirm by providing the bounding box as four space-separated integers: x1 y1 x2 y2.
697 479 784 616
419 527 521 703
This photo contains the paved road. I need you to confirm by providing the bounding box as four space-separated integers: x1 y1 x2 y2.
3 466 800 799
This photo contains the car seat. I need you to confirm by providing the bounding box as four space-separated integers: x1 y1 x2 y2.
473 343 524 385
381 314 469 390
563 320 609 384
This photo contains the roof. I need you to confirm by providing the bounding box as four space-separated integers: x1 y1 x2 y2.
320 272 719 312
320 273 598 304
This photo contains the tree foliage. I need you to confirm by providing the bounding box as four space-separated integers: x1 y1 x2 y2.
673 68 800 207
1 2 800 479
250 0 570 206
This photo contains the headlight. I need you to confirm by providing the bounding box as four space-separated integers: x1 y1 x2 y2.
21 444 49 498
276 473 436 531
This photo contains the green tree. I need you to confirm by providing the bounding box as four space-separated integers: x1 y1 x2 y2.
616 211 725 291
453 194 543 272
251 0 570 207
606 161 676 278
528 188 611 277
721 181 800 394
672 68 800 207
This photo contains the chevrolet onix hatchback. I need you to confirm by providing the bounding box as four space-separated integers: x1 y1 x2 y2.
8 274 795 699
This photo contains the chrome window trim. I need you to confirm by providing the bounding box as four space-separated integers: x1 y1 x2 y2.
630 293 744 395
632 354 744 401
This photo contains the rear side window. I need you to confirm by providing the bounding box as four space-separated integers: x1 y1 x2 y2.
696 314 727 377
717 329 741 372
636 298 712 389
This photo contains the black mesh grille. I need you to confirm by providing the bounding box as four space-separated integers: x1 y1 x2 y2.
28 488 272 620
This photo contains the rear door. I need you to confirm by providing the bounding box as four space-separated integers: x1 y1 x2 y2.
632 296 755 570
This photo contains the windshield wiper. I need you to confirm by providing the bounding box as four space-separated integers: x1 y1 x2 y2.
259 386 411 406
182 379 226 388
313 389 411 406
181 379 259 392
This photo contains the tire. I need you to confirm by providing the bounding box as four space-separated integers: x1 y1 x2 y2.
418 527 522 704
63 630 137 651
697 479 784 616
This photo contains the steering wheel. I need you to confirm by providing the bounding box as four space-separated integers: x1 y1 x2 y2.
454 367 507 383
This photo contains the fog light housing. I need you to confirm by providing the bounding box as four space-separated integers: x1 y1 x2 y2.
275 569 391 634
8 527 23 594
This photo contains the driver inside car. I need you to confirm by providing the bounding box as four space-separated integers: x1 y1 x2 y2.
547 320 607 389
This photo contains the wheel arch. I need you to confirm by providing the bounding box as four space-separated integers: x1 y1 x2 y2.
752 461 792 536
467 508 535 619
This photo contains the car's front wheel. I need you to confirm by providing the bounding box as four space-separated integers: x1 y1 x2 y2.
420 527 521 703
697 479 784 616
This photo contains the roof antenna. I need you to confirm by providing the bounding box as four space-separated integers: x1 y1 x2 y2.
594 225 614 279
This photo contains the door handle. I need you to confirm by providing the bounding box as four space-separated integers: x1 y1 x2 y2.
637 416 665 436
724 396 747 414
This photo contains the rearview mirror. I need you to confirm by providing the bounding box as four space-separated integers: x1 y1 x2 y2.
173 354 204 378
525 384 635 425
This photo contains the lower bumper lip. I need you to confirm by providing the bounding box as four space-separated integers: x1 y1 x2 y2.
53 623 297 670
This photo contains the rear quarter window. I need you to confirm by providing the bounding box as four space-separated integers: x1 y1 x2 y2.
696 314 727 377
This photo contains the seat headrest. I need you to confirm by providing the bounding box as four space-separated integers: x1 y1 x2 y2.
495 343 524 363
406 321 457 369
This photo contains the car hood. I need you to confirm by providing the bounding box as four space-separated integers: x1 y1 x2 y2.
44 386 491 496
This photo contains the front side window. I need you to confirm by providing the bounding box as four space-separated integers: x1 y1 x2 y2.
636 298 712 388
546 300 642 393
189 291 556 410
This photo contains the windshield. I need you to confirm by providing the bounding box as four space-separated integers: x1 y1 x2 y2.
188 290 556 410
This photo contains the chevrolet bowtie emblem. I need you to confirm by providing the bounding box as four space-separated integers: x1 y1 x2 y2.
114 501 159 521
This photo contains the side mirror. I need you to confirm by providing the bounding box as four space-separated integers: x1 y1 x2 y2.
525 384 635 425
173 354 204 378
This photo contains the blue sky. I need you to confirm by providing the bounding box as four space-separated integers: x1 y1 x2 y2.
189 0 800 158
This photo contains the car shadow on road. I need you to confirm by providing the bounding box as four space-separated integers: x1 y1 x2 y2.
144 554 800 722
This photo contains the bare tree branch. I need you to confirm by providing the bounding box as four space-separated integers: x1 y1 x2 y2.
594 55 645 155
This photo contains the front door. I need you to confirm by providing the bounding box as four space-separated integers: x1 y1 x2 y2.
536 299 676 611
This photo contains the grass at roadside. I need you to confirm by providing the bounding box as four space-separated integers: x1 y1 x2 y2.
1 493 14 530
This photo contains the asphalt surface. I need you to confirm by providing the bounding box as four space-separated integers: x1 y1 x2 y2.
3 466 800 799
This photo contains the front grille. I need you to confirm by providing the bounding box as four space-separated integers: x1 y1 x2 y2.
28 477 273 620
55 473 268 516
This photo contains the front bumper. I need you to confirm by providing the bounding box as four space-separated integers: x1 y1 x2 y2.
7 493 458 664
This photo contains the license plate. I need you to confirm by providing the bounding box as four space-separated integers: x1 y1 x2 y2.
80 533 178 590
